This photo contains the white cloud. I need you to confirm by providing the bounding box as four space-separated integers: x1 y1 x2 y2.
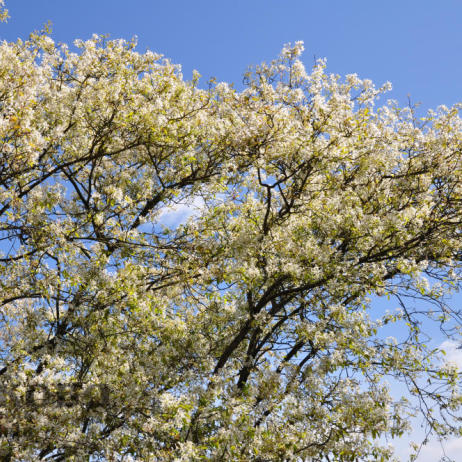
439 340 462 369
400 340 462 461
384 339 462 461
390 431 462 462
157 196 205 227
411 436 462 462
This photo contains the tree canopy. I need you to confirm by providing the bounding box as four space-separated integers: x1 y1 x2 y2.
0 8 461 460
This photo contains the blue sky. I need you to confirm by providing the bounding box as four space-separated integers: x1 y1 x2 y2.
2 1 462 460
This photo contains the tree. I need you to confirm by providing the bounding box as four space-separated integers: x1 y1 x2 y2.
0 13 461 461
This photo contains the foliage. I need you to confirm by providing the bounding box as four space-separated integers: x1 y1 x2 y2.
0 22 461 461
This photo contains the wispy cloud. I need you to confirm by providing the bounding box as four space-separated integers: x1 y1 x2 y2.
409 340 462 462
439 340 462 369
412 436 462 462
157 196 205 227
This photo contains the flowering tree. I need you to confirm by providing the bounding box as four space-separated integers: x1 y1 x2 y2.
0 6 461 460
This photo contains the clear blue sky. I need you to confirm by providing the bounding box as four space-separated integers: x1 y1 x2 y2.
2 1 462 461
